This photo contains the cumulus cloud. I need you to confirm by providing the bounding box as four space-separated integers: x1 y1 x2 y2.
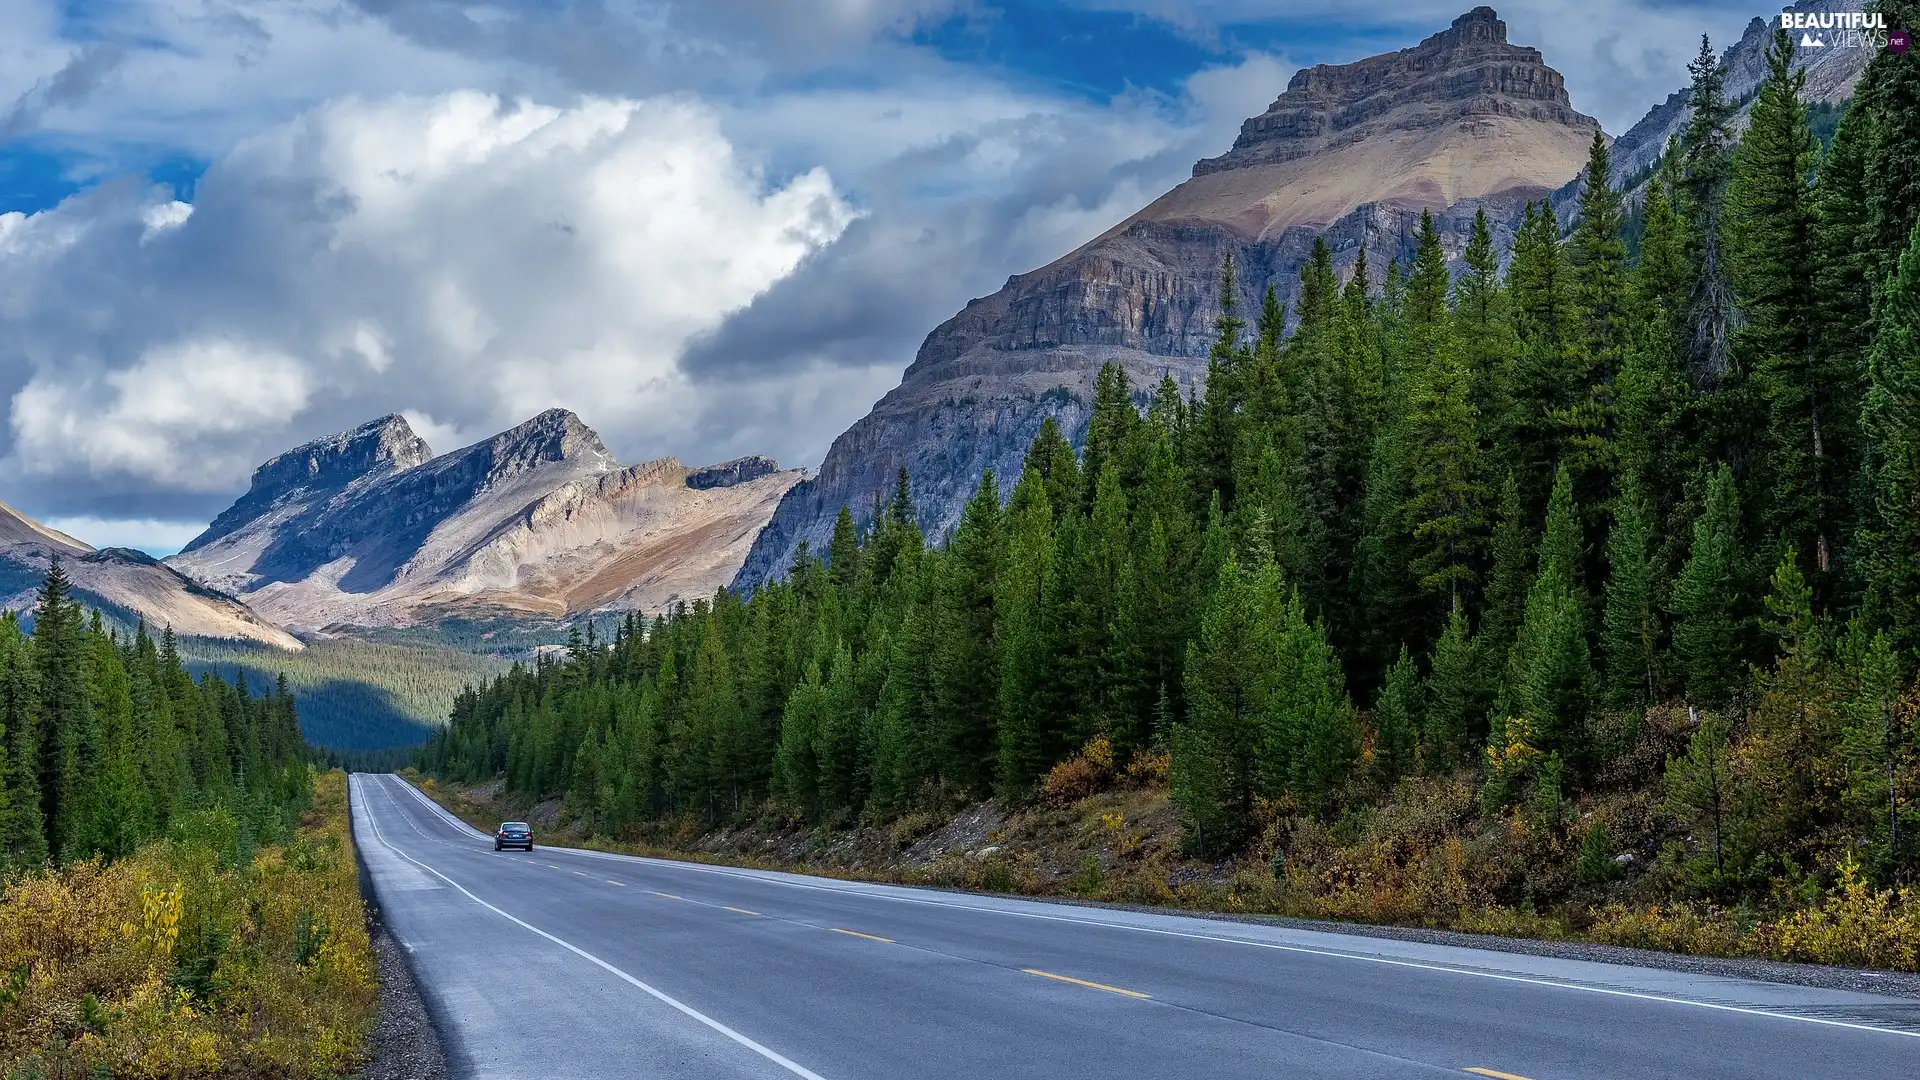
0 90 856 514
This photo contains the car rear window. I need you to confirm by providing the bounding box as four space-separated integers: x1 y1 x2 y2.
502 823 528 830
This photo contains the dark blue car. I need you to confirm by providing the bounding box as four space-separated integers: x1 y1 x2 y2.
494 822 534 851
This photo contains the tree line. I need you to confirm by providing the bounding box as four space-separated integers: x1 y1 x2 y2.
420 26 1920 897
0 557 311 871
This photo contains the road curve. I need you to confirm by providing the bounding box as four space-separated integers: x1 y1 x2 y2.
349 772 1920 1080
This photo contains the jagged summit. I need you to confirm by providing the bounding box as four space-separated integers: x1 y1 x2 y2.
167 410 803 628
186 413 432 555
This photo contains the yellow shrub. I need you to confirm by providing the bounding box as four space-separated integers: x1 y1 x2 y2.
0 770 377 1079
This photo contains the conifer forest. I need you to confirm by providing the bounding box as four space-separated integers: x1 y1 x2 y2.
0 556 311 871
422 30 1920 909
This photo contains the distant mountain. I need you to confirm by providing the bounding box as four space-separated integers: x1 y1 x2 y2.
1547 0 1872 220
0 501 301 648
737 6 1602 587
169 410 804 631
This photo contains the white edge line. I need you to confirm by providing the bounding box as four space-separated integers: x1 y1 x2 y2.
377 776 1920 1042
353 776 831 1080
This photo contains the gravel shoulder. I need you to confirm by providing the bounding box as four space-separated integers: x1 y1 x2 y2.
352 831 450 1080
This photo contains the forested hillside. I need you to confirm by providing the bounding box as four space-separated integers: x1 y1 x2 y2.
0 556 311 869
422 28 1920 915
187 638 509 751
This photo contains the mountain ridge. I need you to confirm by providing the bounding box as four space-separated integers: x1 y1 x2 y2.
169 410 804 630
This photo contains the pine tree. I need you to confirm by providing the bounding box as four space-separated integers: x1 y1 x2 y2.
1423 599 1481 771
1863 223 1920 655
1172 558 1281 854
1616 164 1695 564
1560 129 1627 544
1454 207 1517 442
1192 258 1249 512
995 465 1058 797
1670 464 1745 705
1679 34 1738 386
1400 335 1488 631
815 641 863 813
1371 646 1421 786
1502 466 1594 765
1601 478 1663 707
0 616 46 867
929 471 1003 794
1727 26 1837 598
33 555 91 860
1082 364 1140 510
775 661 826 816
1505 201 1579 517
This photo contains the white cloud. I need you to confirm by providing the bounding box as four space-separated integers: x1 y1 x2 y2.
11 338 313 486
39 515 207 557
0 89 857 500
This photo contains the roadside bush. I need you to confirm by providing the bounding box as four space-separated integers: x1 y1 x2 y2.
0 770 376 1079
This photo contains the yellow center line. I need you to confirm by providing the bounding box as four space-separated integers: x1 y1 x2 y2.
723 906 760 915
546 864 562 870
1465 1069 1535 1080
1021 969 1149 999
651 891 683 900
829 928 895 943
606 880 626 887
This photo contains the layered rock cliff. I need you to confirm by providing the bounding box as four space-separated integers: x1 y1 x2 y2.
737 7 1600 587
0 501 300 648
169 411 804 630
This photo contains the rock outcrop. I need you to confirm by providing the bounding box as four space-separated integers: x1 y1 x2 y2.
0 502 301 648
736 7 1600 587
169 412 804 630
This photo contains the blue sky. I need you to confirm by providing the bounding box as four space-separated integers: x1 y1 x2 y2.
0 0 1761 554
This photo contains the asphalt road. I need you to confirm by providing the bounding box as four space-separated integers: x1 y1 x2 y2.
349 772 1920 1080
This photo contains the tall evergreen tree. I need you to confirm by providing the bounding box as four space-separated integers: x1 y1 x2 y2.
1601 478 1664 707
1671 464 1745 705
1679 34 1739 387
1861 221 1920 658
1727 26 1839 598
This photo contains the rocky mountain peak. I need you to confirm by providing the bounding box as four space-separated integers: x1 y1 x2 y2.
251 414 432 497
1423 6 1506 49
1196 6 1595 179
476 408 614 485
181 413 434 554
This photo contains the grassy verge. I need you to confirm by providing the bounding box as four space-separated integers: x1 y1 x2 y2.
409 769 1920 973
0 771 377 1079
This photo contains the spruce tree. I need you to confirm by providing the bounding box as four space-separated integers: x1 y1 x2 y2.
1560 129 1626 545
929 471 1003 794
1727 26 1836 597
1679 34 1738 386
1401 335 1487 632
1372 646 1421 786
1670 464 1745 705
1173 558 1281 854
1454 207 1517 444
1503 466 1594 765
1862 220 1920 657
995 465 1058 797
774 661 825 816
0 616 46 867
32 554 90 860
1601 478 1663 707
1423 599 1480 771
